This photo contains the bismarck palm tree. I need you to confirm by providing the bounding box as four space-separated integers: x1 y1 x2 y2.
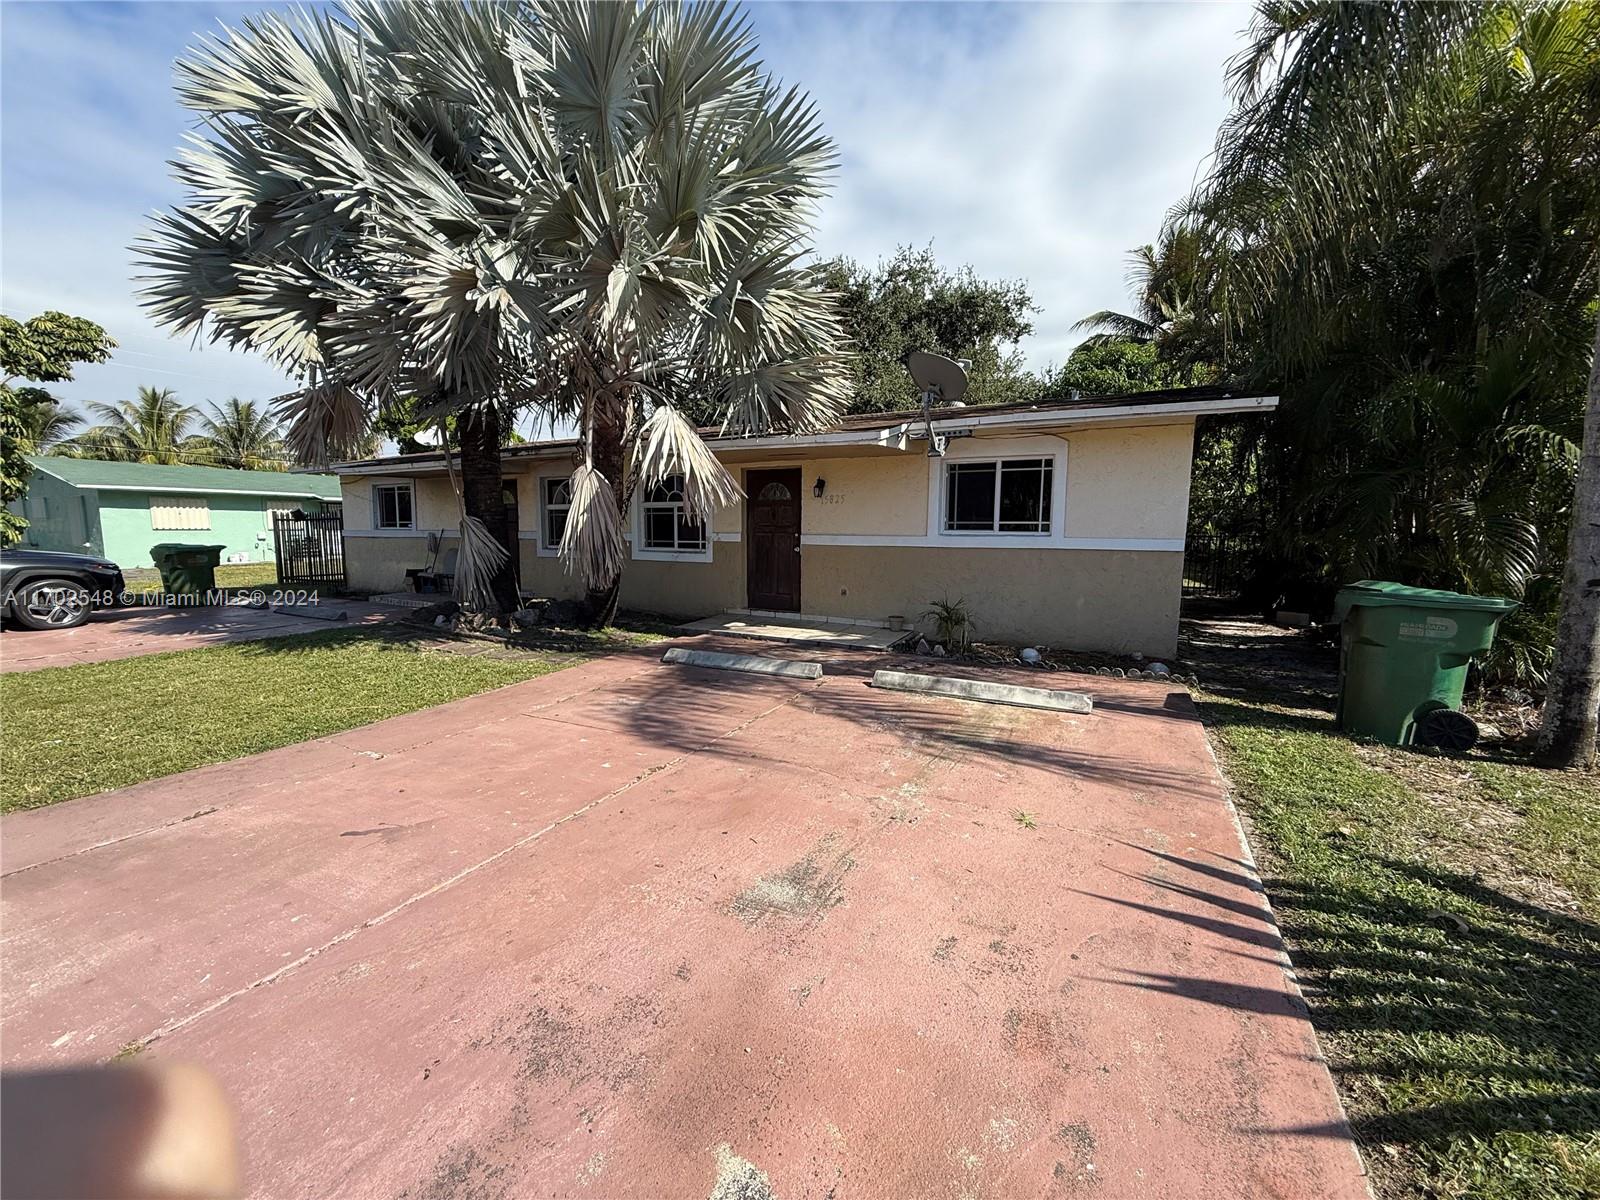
196 398 288 470
135 0 850 621
74 386 199 464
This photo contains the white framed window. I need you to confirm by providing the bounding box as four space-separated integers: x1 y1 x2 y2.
541 475 571 553
372 481 415 530
150 495 210 531
942 457 1054 535
637 474 709 558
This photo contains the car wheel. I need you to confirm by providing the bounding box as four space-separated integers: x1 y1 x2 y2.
11 578 92 631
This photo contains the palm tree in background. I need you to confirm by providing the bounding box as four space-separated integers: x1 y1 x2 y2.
73 386 199 464
135 0 850 620
1072 224 1217 365
195 397 288 470
17 398 82 453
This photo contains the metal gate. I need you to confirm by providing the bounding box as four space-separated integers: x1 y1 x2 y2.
1182 534 1251 600
273 510 345 590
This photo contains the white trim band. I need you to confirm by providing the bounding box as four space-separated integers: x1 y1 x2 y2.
798 534 1184 552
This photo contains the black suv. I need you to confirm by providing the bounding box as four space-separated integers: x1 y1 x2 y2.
0 548 125 630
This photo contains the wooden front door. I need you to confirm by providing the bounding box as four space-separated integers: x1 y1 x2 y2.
746 468 802 611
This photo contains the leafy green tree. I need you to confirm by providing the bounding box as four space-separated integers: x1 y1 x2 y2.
814 246 1036 415
195 398 289 470
1146 1 1598 735
137 1 850 621
1046 338 1208 398
73 386 200 465
0 311 115 545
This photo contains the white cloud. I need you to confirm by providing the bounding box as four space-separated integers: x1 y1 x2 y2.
748 0 1249 370
1 0 1249 419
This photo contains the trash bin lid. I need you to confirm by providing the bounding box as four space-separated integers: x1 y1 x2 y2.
1335 579 1519 614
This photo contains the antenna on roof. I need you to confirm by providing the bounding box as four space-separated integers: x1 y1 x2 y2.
905 351 969 457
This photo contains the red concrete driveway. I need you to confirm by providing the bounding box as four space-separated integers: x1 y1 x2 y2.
0 639 1368 1199
0 599 396 673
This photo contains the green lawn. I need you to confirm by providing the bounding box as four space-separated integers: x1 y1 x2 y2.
0 626 614 813
121 562 280 593
1197 648 1599 1200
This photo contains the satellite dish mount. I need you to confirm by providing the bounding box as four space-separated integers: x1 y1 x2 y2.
904 351 970 457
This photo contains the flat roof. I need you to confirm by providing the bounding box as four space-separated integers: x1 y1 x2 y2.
331 385 1277 474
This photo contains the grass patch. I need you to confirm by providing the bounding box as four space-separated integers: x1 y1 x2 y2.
122 562 280 593
0 626 608 812
1199 687 1600 1199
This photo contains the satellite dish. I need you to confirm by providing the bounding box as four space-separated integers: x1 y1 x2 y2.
905 351 969 457
906 351 969 405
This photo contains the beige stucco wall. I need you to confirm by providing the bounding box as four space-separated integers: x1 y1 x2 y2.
339 418 1196 654
345 533 433 594
739 455 928 537
799 545 1182 656
1061 422 1194 540
342 473 463 534
719 420 1195 542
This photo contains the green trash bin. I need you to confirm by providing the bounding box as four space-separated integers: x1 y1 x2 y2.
1333 580 1518 749
149 543 228 596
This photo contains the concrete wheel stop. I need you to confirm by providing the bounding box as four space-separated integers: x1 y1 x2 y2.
661 646 824 680
870 668 1093 714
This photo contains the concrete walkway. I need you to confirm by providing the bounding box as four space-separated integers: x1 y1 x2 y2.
0 600 395 673
679 611 911 649
0 639 1368 1198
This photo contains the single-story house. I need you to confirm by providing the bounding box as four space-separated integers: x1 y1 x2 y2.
13 456 342 569
333 386 1277 657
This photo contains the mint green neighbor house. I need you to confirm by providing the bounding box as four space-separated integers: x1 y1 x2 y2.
14 457 341 569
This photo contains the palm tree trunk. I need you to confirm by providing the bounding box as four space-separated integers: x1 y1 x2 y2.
582 397 626 628
459 404 520 616
1536 307 1600 768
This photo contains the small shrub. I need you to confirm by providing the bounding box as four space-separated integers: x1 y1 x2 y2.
922 595 975 654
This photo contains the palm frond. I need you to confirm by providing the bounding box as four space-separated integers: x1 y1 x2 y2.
452 514 512 612
558 462 627 588
272 382 372 467
634 404 741 518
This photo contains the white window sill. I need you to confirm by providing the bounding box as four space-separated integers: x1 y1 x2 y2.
632 547 712 563
938 529 1053 539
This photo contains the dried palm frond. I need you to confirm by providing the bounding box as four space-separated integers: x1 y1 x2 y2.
634 404 740 519
272 381 372 466
559 463 627 588
452 514 511 612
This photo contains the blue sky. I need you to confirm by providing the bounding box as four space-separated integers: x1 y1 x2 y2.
0 1 1251 420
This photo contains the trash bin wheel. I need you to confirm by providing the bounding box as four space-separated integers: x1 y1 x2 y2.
1414 706 1478 753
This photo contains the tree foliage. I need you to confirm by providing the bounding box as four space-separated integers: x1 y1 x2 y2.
813 246 1037 414
0 311 115 545
195 398 290 470
1179 0 1598 608
72 386 200 466
1046 338 1208 398
1080 1 1599 704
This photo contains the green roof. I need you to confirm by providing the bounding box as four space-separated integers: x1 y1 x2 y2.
26 456 341 501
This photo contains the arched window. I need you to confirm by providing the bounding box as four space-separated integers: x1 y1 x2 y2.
642 474 707 552
757 481 792 502
542 476 572 549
